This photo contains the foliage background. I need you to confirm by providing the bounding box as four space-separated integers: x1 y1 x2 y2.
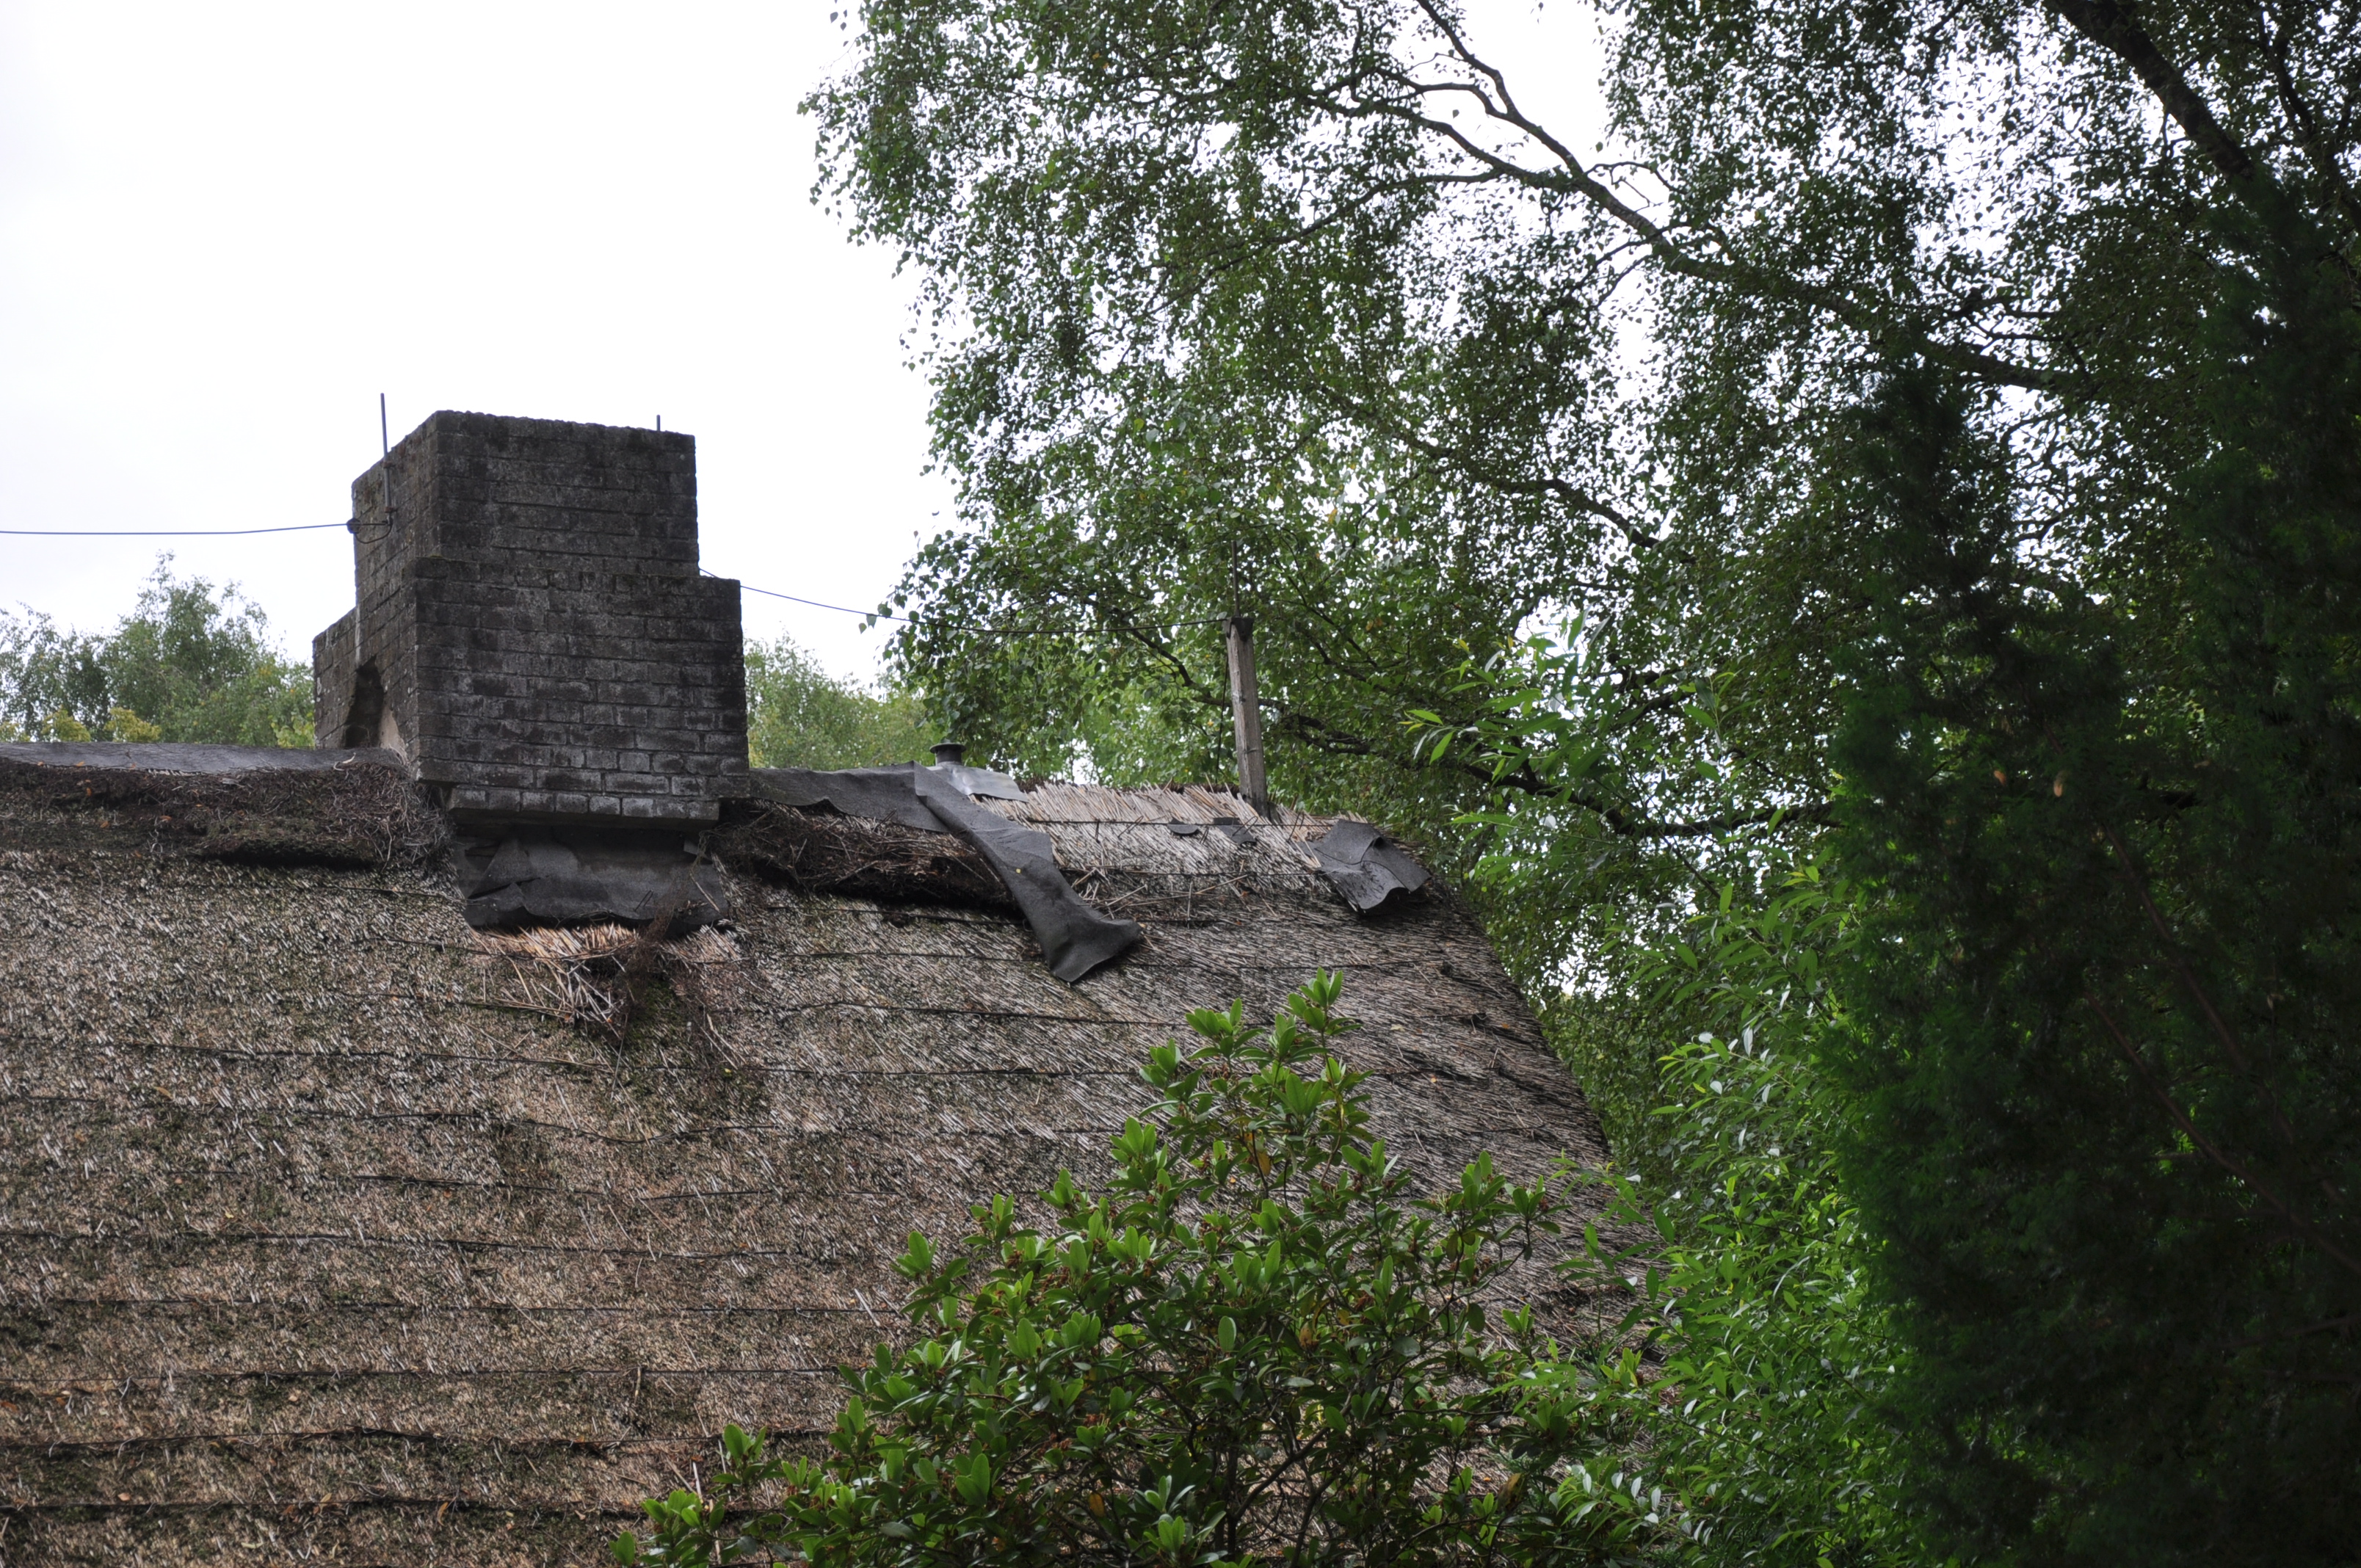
0 560 313 747
744 634 938 770
798 0 2361 1559
0 578 938 777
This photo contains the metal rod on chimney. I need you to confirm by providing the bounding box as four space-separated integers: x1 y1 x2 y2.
378 393 396 533
1227 614 1270 818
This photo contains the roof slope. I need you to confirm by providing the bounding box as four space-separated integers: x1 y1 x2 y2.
0 755 1610 1567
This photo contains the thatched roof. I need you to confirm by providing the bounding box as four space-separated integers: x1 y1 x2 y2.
0 749 1611 1567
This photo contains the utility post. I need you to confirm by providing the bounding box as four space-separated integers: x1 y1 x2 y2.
1226 614 1270 818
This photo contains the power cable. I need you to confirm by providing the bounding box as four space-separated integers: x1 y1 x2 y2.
0 521 358 537
725 574 1228 638
0 522 1227 636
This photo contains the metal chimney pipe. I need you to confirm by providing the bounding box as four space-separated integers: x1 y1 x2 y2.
932 741 967 767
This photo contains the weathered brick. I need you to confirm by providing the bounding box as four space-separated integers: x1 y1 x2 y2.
313 411 744 827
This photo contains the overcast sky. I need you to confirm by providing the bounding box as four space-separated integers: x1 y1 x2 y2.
0 1 1597 683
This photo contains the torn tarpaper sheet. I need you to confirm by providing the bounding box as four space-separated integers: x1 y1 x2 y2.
1312 819 1430 912
744 765 1142 981
454 829 730 930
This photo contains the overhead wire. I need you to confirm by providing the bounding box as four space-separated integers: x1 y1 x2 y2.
0 520 1228 637
0 521 360 537
725 573 1230 639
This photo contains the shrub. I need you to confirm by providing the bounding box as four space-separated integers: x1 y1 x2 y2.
617 975 1666 1567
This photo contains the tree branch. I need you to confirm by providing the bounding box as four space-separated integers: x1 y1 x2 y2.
2047 0 2263 187
1310 382 1689 561
1357 0 2071 392
2255 0 2361 238
2046 0 2361 296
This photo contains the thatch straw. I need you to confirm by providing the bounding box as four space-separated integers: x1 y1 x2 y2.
0 768 1617 1567
0 755 446 871
713 804 1010 910
474 923 753 1063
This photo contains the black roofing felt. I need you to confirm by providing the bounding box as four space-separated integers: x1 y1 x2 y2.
453 827 733 931
0 741 1420 965
745 764 1145 981
1310 818 1432 912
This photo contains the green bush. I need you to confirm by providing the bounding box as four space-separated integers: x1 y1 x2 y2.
1426 655 1919 1564
618 975 1671 1567
1570 870 1912 1567
0 559 311 747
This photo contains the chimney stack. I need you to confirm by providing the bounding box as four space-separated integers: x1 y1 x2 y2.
312 412 747 827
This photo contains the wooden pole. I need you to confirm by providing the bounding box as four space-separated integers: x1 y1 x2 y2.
1227 614 1269 817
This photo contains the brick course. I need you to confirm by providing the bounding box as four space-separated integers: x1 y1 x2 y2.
311 411 747 826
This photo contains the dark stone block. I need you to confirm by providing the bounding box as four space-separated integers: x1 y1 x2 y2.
313 412 745 829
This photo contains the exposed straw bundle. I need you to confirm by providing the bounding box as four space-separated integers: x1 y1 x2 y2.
713 803 1009 910
0 755 446 870
474 923 755 1061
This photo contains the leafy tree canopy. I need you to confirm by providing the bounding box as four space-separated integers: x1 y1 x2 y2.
0 559 312 747
810 0 2359 870
805 0 2361 1560
746 635 940 769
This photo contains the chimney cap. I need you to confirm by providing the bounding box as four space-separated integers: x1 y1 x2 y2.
931 741 967 767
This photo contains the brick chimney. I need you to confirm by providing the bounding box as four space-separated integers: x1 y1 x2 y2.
313 412 747 827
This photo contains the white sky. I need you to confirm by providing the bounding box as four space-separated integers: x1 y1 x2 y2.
0 1 1602 684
